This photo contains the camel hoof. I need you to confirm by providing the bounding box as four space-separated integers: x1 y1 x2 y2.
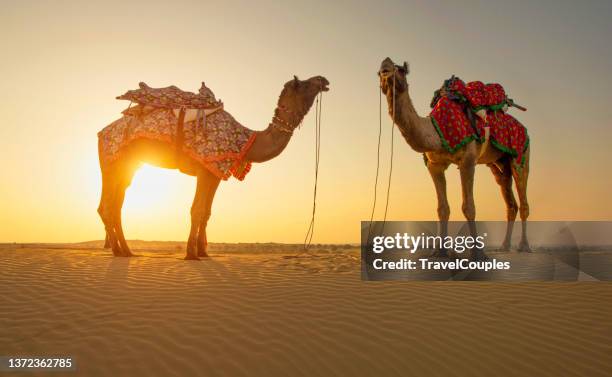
498 243 511 252
518 244 532 253
184 254 201 261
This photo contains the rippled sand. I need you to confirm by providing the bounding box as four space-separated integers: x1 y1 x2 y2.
1 243 611 377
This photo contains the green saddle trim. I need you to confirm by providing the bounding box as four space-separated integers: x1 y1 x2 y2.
471 101 506 113
430 117 484 154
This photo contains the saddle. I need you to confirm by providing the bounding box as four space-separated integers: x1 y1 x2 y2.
117 81 223 110
117 81 224 160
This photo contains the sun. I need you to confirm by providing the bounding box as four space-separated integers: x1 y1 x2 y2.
122 164 195 213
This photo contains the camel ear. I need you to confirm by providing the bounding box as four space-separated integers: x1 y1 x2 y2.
285 75 300 89
403 62 409 75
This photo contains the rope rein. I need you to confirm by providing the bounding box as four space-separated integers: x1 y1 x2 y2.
367 87 383 241
382 74 396 231
303 90 323 250
367 71 396 241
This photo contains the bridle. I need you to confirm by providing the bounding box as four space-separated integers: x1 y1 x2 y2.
303 78 325 250
267 77 326 251
379 66 396 79
270 78 327 135
378 65 399 93
367 65 398 241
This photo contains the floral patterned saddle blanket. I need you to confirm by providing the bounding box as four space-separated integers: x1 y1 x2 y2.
100 82 256 180
430 78 529 167
99 100 257 181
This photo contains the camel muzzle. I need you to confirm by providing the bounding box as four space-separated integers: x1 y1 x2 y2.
378 69 394 78
318 77 330 92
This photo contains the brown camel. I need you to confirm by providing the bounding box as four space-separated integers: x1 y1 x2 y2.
98 75 329 260
378 58 530 257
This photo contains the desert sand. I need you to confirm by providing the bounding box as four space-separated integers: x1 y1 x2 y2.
1 241 611 377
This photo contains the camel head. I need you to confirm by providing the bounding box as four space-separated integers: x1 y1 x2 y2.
276 75 330 128
378 57 409 96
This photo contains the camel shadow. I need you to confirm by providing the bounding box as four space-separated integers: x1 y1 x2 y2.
103 255 132 288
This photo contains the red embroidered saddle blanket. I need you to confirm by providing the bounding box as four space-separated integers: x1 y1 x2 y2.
430 79 529 167
98 108 256 180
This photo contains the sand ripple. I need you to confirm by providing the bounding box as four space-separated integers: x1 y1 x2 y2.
1 246 611 376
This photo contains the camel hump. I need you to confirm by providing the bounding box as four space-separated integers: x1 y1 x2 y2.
117 81 221 110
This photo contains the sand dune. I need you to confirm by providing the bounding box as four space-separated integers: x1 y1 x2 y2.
1 242 611 377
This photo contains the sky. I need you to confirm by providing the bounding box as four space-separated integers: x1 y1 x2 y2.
1 0 611 244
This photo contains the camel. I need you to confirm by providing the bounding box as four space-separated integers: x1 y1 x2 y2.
377 58 530 257
98 75 329 260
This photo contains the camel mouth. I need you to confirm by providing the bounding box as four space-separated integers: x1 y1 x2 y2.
318 78 330 92
378 68 393 79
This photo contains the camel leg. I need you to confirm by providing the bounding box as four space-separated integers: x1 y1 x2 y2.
512 148 531 252
185 170 219 260
103 233 111 249
488 158 518 251
112 167 136 257
98 168 122 256
197 173 221 257
427 161 450 257
459 162 485 260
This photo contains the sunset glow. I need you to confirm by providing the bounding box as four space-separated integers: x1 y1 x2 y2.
1 1 611 244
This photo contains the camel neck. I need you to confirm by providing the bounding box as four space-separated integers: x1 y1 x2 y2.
244 106 296 163
387 89 440 153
